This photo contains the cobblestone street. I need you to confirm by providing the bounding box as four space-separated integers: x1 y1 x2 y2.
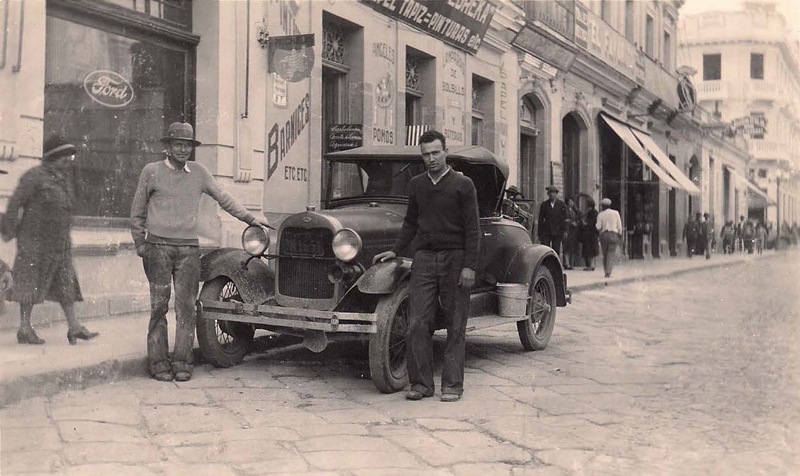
2 254 799 475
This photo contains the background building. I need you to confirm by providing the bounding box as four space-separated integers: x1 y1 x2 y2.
679 1 800 232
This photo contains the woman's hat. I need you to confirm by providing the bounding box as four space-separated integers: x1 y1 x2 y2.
42 134 77 162
161 122 201 146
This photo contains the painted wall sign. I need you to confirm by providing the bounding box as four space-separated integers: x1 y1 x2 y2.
83 70 135 108
574 3 638 81
328 124 364 152
360 0 497 55
267 93 311 182
269 34 315 82
371 41 396 144
512 28 576 72
442 48 466 145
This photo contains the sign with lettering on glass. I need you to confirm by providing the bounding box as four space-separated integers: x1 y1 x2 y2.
83 70 135 108
328 124 364 152
359 0 497 55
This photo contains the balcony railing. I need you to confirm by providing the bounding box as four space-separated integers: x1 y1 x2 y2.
697 80 728 101
750 140 790 162
521 0 575 40
746 80 778 101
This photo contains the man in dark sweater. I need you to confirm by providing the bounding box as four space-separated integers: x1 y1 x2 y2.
537 185 568 255
130 122 271 382
373 130 480 402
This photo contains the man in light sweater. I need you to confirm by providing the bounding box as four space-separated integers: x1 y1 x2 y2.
373 130 480 402
130 122 271 382
596 197 623 278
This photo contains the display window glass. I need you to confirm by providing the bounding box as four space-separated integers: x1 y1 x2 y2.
44 14 192 221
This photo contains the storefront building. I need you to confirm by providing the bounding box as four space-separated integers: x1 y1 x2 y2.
511 0 750 258
0 0 523 328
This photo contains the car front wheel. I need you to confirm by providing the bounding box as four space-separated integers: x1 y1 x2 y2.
369 281 410 393
517 266 557 351
197 277 256 367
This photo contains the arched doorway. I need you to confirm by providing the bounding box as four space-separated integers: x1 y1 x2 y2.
688 155 700 216
519 94 546 201
562 112 588 206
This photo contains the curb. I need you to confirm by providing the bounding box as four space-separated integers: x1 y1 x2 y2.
0 252 785 407
569 252 780 293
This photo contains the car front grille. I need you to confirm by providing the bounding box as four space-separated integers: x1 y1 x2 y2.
278 227 335 300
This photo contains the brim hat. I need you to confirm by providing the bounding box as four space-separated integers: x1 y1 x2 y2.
161 122 201 146
507 185 520 194
42 134 77 162
546 186 559 193
600 198 612 206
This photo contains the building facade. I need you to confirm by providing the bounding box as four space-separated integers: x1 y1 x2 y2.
0 0 523 327
679 2 800 232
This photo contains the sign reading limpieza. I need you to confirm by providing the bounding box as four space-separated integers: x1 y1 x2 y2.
328 124 364 152
360 0 497 55
269 34 315 82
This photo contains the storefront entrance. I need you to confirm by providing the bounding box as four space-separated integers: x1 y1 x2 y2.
519 94 546 201
562 112 587 205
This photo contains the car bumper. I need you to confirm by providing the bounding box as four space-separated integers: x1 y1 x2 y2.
196 300 378 334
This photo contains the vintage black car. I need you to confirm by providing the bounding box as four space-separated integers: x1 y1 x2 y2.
196 145 570 393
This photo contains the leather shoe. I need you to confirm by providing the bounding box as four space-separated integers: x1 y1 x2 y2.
17 327 45 345
152 371 173 382
67 327 99 345
441 393 461 402
405 390 433 401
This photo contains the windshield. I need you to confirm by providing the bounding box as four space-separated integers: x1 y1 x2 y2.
328 160 426 201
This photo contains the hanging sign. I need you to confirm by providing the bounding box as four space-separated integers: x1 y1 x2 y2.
83 70 135 108
359 0 497 55
328 124 364 152
269 34 315 82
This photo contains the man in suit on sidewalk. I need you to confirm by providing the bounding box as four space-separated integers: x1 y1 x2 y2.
537 186 568 255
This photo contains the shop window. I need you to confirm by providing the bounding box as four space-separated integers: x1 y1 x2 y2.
751 53 764 80
100 0 191 29
471 75 494 150
703 54 721 80
44 12 194 221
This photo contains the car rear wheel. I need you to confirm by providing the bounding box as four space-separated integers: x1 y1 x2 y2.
369 281 410 393
197 277 256 367
517 266 557 351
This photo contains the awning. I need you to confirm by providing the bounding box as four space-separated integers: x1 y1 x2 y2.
630 129 702 195
730 169 773 203
600 114 682 189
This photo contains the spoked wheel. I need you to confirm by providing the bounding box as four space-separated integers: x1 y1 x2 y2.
517 266 557 351
197 277 256 367
369 281 410 393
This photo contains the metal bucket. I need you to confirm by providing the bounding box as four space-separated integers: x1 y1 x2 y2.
495 283 529 317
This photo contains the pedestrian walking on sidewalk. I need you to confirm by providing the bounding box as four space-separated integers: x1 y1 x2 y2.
683 214 699 258
596 198 622 278
581 197 599 271
695 213 708 258
562 196 581 269
721 221 736 254
373 129 480 403
130 122 271 383
537 186 568 256
703 212 715 258
1 134 99 346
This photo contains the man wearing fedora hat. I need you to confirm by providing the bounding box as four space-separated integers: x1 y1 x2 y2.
537 185 569 256
131 122 271 382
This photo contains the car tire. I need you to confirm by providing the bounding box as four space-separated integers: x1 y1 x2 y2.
197 276 256 368
369 281 410 393
517 266 557 351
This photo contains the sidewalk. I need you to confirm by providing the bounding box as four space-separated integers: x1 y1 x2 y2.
0 249 784 406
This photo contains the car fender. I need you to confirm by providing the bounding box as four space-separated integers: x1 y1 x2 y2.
500 244 568 306
199 248 274 304
356 258 412 294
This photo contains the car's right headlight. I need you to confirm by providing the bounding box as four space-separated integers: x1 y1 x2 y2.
241 225 270 256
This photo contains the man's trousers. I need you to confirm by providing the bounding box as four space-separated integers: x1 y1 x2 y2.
599 231 619 277
540 234 562 255
141 243 200 376
407 249 470 396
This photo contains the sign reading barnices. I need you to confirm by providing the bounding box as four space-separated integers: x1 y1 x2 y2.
729 115 768 137
328 124 364 152
267 93 311 182
360 0 497 55
269 34 315 82
83 70 134 108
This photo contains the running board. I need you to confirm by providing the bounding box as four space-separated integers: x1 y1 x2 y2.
465 314 527 332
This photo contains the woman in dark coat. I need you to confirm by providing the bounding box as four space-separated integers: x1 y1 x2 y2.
1 135 98 345
581 198 600 271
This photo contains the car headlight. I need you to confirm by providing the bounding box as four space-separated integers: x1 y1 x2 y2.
241 225 270 256
332 228 362 262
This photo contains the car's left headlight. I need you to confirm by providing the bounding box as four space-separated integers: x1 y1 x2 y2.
241 225 270 256
332 228 362 262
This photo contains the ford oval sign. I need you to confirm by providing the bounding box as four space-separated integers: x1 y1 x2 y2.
83 70 135 108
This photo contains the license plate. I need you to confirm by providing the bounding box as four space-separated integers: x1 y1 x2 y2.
283 231 324 256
